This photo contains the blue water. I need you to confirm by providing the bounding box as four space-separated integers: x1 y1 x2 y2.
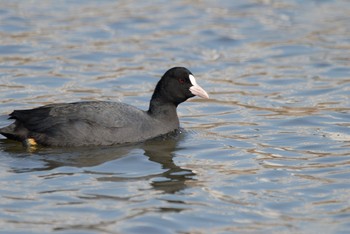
0 0 349 233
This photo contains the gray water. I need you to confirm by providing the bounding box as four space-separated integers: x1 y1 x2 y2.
0 1 350 233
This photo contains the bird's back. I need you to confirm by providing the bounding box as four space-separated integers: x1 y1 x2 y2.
0 101 171 146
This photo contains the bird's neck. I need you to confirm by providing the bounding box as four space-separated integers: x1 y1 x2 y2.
147 97 178 120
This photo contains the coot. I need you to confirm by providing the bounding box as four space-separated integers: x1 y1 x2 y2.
0 67 209 147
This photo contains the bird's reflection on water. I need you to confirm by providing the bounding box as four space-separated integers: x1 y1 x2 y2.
0 130 195 194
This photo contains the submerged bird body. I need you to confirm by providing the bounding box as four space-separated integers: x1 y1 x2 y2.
0 67 209 147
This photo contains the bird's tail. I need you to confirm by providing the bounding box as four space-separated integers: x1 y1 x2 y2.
0 123 25 141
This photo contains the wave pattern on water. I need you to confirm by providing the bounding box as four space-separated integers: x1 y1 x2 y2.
0 0 350 233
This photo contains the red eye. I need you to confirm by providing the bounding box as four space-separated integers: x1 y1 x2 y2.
179 78 185 84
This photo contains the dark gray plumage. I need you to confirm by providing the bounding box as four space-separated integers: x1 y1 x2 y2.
0 67 209 147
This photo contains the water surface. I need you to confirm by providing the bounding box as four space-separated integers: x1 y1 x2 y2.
0 0 350 233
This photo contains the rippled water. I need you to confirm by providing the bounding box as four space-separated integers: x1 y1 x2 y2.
0 0 350 233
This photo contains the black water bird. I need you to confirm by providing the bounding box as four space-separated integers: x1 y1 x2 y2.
0 67 209 147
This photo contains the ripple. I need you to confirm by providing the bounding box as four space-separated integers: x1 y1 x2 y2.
0 1 350 233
